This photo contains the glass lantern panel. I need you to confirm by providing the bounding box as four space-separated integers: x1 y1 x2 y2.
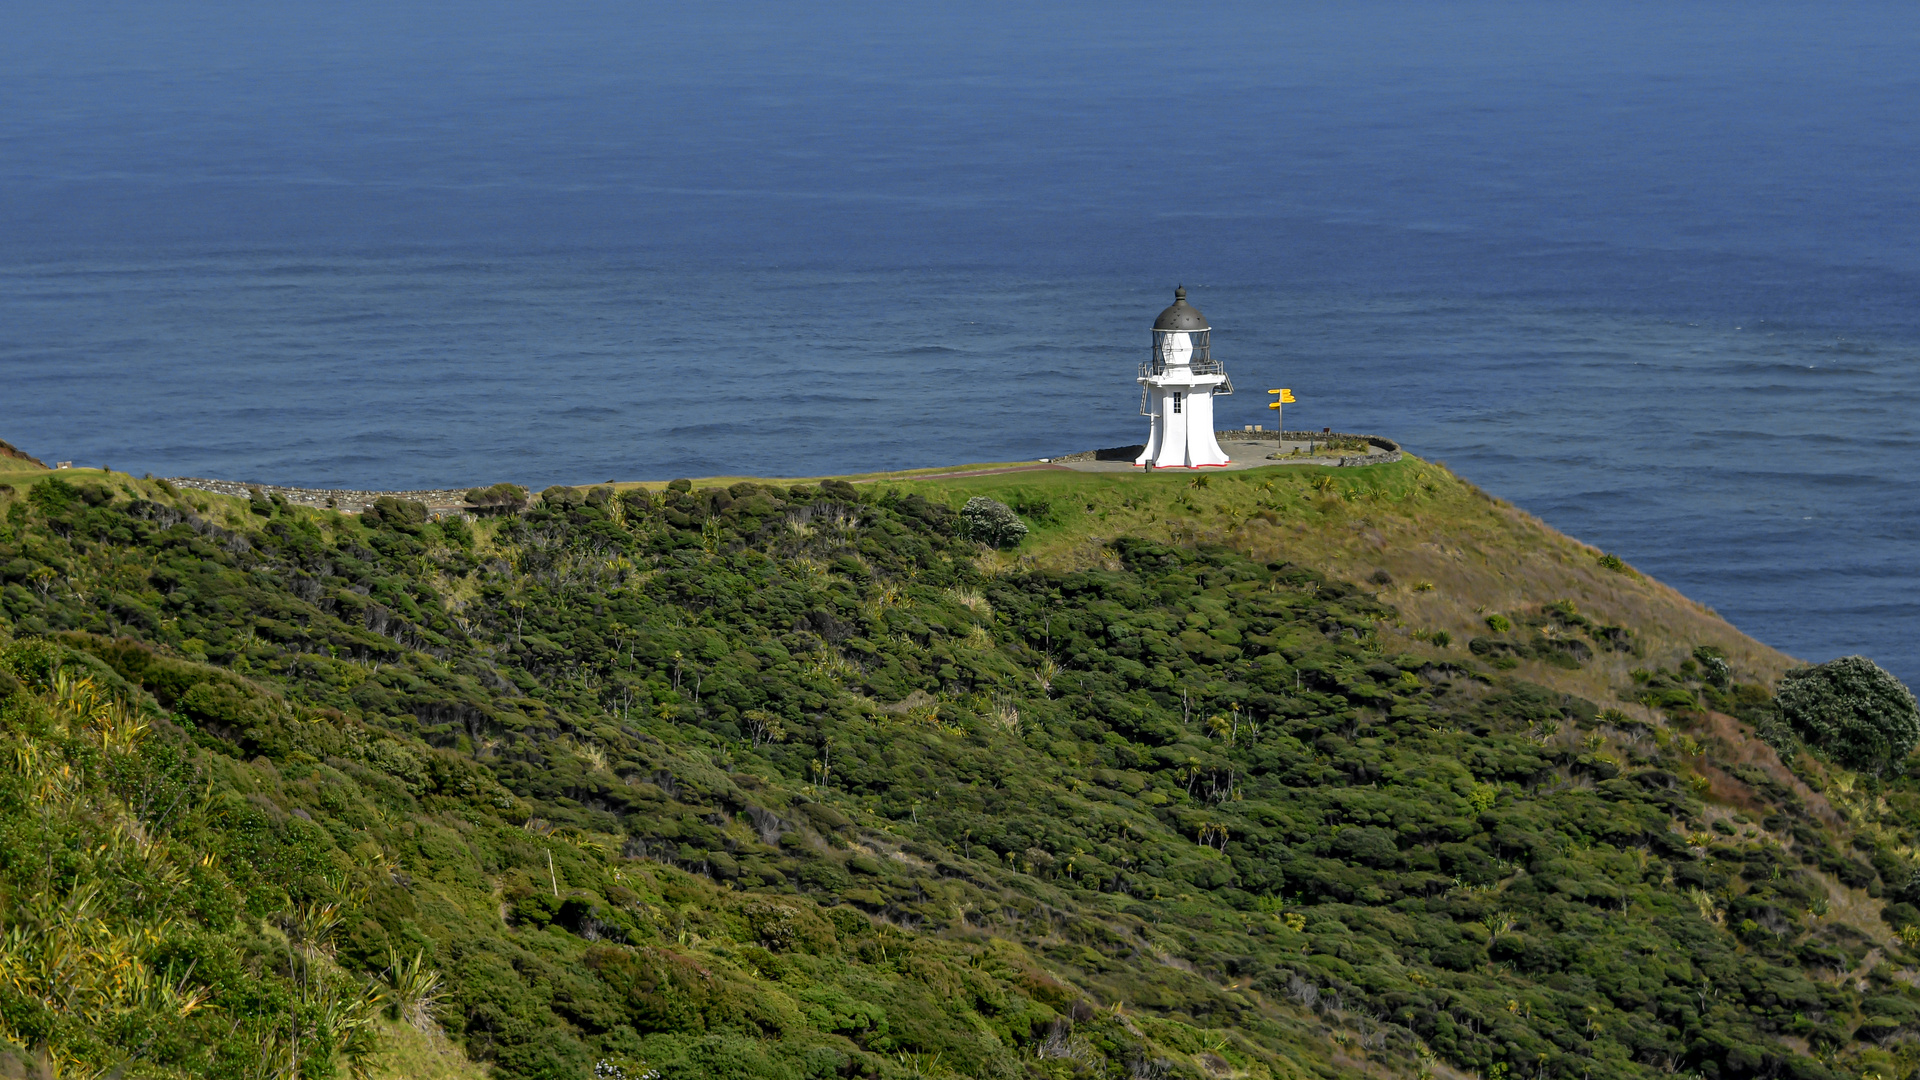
1150 329 1215 373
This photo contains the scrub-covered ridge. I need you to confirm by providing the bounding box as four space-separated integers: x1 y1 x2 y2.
2 460 1918 1080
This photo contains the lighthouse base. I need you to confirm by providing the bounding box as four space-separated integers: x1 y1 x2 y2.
1135 385 1231 469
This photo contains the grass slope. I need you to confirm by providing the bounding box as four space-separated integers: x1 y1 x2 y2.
0 461 1915 1080
881 459 1796 701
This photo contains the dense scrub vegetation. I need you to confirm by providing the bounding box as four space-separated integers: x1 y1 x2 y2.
3 467 1920 1080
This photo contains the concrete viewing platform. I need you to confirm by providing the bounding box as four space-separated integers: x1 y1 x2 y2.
1043 430 1402 473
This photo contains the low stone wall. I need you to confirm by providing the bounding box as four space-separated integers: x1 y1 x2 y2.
1235 431 1402 467
167 478 474 515
1048 432 1402 468
1047 445 1146 464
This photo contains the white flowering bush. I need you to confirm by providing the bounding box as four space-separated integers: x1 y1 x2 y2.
961 496 1028 548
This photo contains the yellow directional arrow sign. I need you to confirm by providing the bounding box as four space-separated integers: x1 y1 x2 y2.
1266 389 1295 430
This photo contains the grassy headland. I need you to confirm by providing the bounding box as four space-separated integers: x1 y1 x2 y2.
0 455 1913 1080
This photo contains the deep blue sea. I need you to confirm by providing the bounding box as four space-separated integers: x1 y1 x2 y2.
2 1 1916 683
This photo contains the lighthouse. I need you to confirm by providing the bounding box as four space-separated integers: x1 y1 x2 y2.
1136 286 1234 469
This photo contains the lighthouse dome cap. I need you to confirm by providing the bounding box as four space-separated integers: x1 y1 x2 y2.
1152 286 1209 331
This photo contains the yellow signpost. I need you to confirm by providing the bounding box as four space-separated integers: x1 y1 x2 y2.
1266 389 1295 434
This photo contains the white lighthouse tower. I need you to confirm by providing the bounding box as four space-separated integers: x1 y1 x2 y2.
1136 286 1233 469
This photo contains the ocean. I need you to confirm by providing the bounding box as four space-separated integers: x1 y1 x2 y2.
2 0 1916 683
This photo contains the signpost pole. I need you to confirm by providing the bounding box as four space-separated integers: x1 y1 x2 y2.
1267 389 1295 451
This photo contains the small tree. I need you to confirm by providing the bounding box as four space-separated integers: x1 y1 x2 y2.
961 497 1027 549
1775 655 1920 772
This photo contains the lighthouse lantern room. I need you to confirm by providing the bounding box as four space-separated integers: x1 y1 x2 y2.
1136 286 1233 469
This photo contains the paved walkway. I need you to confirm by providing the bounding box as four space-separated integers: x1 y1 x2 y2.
1052 439 1361 473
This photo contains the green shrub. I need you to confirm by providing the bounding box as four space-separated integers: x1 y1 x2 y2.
27 477 79 515
1006 492 1055 524
362 496 429 530
464 482 529 514
437 514 475 550
1468 636 1515 658
180 679 276 732
1776 656 1920 771
1484 614 1511 633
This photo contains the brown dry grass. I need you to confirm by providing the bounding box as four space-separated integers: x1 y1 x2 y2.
1691 709 1842 825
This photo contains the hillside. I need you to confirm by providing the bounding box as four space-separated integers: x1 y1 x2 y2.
1 457 1917 1080
0 440 49 475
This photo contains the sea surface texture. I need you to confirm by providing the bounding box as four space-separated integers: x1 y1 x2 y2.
2 1 1916 682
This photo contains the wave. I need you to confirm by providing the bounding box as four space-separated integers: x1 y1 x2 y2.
885 344 966 356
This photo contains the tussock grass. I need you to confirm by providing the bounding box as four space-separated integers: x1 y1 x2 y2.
367 1019 488 1080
